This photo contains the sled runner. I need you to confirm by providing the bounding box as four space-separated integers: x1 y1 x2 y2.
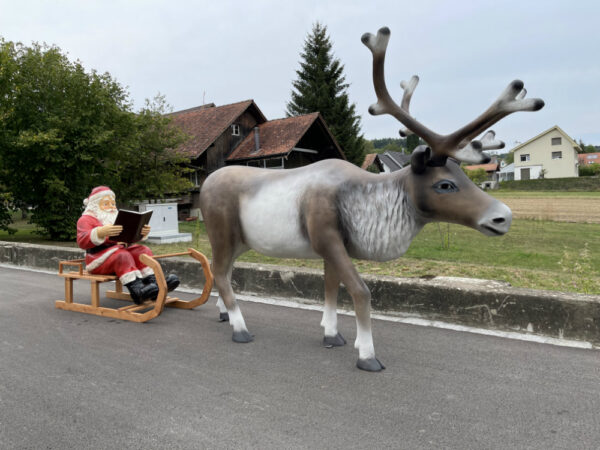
55 248 213 322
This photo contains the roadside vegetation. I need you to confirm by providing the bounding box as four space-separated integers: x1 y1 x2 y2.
498 176 600 191
3 212 599 295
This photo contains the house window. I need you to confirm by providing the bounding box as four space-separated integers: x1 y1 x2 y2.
265 157 284 169
520 154 530 162
587 155 597 160
231 124 240 136
552 151 562 160
551 137 561 145
189 170 199 186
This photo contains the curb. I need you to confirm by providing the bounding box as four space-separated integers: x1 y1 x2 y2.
1 241 600 345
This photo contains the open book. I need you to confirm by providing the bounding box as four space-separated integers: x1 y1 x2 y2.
112 210 153 244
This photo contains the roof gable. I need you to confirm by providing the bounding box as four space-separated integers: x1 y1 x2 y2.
227 113 344 161
377 151 411 171
511 125 581 154
361 153 378 169
464 162 499 172
169 100 266 158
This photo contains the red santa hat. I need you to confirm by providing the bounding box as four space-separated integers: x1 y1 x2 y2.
83 186 115 206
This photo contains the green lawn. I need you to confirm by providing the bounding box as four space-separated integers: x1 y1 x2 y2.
2 216 599 295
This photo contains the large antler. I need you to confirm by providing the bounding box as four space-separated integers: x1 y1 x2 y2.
361 27 545 164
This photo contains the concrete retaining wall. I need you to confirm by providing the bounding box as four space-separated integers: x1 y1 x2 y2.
2 241 600 345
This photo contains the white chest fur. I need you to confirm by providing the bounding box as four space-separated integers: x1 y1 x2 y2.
337 180 422 261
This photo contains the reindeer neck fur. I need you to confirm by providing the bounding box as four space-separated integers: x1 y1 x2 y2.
337 169 424 261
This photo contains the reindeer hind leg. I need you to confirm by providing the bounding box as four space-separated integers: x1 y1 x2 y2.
214 244 248 323
321 259 346 348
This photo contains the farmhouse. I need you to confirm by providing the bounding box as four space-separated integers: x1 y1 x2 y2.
168 100 346 218
511 125 580 180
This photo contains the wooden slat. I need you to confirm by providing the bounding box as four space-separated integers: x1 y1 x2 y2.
153 251 191 259
91 281 100 308
117 301 153 312
105 290 131 301
55 301 159 323
64 278 73 304
59 272 117 282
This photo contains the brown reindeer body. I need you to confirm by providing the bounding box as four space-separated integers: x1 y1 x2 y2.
199 27 543 371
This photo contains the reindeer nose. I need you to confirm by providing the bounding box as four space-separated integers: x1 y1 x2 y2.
477 201 512 236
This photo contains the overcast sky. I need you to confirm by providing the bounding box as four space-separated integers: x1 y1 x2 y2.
1 0 598 150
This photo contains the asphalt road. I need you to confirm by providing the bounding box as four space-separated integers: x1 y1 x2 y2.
1 265 599 449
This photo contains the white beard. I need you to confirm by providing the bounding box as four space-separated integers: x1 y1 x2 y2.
83 203 118 225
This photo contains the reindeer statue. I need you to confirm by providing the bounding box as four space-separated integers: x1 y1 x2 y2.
199 26 544 371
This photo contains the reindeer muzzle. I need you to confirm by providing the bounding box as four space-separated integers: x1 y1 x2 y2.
477 201 512 236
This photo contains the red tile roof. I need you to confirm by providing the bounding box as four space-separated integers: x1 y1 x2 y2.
464 162 499 172
361 153 378 169
168 100 264 158
578 152 600 164
227 113 323 161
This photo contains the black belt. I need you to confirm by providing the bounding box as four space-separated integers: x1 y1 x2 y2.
86 243 117 254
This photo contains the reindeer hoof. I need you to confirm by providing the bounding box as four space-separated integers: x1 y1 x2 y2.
219 312 229 322
322 333 347 348
356 357 386 372
232 330 254 343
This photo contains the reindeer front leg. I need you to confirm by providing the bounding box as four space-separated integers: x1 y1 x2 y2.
208 229 253 343
322 248 384 371
321 260 347 347
306 203 384 371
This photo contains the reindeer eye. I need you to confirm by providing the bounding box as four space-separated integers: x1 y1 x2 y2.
433 179 459 193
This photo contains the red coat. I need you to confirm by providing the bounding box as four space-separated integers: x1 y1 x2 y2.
76 214 122 273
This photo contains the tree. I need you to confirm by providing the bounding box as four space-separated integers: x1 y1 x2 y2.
287 22 365 166
462 167 487 184
406 134 421 153
504 151 515 165
577 139 597 154
0 40 191 239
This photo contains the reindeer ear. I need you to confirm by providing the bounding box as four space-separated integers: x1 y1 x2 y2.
410 145 432 174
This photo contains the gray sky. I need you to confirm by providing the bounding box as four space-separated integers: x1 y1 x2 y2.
1 0 598 150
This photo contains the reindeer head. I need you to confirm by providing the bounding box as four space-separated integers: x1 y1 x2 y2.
362 27 544 235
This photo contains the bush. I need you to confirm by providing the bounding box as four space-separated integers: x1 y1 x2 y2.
498 176 600 191
462 167 487 184
579 163 600 177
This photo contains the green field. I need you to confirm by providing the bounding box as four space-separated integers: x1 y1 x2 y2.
492 190 600 199
3 215 598 295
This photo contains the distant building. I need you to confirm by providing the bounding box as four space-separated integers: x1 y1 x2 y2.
499 161 515 182
578 152 600 166
464 161 500 189
361 151 411 173
512 125 580 180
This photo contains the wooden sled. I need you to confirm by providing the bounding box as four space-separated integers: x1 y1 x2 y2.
55 248 213 322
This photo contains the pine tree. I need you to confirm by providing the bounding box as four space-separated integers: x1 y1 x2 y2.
287 22 365 166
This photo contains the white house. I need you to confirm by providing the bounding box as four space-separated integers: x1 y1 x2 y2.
512 125 580 180
499 161 514 182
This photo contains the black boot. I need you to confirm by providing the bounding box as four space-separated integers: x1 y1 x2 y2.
143 274 180 292
125 278 159 305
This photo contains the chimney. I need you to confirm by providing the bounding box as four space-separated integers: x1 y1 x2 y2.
253 127 260 153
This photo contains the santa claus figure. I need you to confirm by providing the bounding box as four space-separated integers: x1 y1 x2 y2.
77 186 179 304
